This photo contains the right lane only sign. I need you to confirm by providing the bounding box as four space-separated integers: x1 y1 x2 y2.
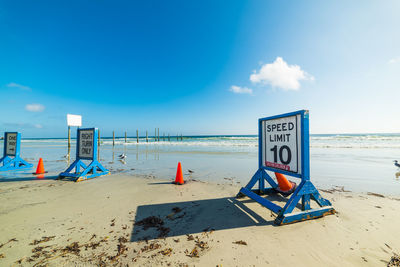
262 114 302 174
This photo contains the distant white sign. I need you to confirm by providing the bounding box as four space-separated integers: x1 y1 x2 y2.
78 129 94 159
262 114 302 174
5 133 17 156
67 114 82 127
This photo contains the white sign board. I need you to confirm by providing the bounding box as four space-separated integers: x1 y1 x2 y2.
78 129 94 159
262 114 301 174
5 133 17 156
67 114 82 127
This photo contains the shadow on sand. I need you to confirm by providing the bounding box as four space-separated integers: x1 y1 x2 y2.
130 193 296 242
0 175 59 182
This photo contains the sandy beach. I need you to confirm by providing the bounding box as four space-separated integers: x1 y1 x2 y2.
0 173 399 266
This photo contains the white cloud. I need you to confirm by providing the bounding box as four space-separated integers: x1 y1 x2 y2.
250 57 314 91
7 82 32 91
229 85 253 94
389 57 400 64
25 103 45 112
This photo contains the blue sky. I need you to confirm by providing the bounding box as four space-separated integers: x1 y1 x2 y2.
1 1 399 137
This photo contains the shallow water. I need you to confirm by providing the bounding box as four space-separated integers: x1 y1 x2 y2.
1 136 400 195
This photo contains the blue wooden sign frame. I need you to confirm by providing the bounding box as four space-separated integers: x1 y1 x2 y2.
0 132 33 171
237 110 335 225
59 128 109 182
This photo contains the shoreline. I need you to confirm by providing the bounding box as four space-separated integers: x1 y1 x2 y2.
0 173 399 266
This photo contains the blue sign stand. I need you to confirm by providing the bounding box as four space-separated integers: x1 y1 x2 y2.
0 132 33 171
237 110 335 225
59 128 109 182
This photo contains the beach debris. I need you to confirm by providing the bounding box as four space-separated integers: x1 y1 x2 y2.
160 248 173 256
367 192 385 198
136 216 163 229
0 253 5 259
158 226 170 238
186 235 195 241
135 216 170 238
173 239 180 243
186 247 200 258
388 253 400 266
0 238 18 249
30 236 55 245
32 245 51 253
195 240 209 250
394 160 400 168
188 169 194 173
141 242 162 253
62 242 80 255
172 207 182 213
84 236 108 250
386 243 393 250
167 207 183 220
321 186 352 193
233 240 247 245
110 218 115 226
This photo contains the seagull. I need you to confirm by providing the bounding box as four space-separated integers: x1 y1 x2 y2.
118 154 127 160
394 160 400 168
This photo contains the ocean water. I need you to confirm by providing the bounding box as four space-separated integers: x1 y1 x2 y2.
1 134 400 195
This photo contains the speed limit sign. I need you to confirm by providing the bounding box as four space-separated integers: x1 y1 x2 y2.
261 111 304 175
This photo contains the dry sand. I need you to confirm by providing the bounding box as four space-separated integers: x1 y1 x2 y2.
0 173 399 266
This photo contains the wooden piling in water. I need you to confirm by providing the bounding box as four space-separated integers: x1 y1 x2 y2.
67 126 71 150
155 128 157 142
146 131 148 142
136 129 139 143
113 131 115 146
158 128 160 141
125 131 127 143
98 129 101 146
168 133 170 141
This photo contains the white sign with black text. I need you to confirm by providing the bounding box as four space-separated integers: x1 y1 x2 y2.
262 114 302 174
5 133 18 156
78 129 94 159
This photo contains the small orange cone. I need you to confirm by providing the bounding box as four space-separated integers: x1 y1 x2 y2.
174 162 184 185
34 158 46 175
274 172 296 196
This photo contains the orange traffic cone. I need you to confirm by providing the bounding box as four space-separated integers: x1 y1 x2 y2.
274 172 296 196
174 162 184 185
34 158 46 175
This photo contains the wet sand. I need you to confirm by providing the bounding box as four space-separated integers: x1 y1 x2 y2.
0 173 399 266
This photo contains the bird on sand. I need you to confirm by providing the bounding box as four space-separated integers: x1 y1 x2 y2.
394 160 400 168
118 153 127 160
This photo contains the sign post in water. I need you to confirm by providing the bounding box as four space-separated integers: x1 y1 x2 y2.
59 128 109 182
0 132 33 171
237 110 335 225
